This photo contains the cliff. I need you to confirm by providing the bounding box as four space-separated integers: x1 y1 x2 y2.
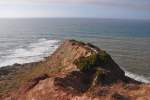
1 40 150 100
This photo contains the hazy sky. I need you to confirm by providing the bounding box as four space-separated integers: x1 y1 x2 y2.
0 0 150 19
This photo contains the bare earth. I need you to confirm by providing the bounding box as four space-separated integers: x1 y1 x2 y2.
1 40 150 100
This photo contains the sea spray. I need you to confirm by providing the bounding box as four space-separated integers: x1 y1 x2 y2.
0 38 60 67
125 71 150 83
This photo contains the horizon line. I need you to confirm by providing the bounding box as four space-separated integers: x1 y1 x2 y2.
0 17 149 21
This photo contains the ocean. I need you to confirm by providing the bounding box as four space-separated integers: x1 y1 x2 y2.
0 18 150 83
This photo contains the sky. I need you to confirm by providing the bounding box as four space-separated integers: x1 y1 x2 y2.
0 0 150 19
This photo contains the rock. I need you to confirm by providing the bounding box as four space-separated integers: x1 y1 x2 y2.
73 51 126 84
18 74 49 94
111 92 130 100
2 40 150 100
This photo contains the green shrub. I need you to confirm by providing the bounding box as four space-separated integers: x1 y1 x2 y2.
74 54 98 72
98 51 111 64
74 50 111 72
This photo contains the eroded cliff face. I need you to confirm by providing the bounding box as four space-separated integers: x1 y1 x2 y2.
46 40 96 73
4 40 150 100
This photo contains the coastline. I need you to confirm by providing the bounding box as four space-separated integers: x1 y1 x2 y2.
1 39 149 100
0 40 150 97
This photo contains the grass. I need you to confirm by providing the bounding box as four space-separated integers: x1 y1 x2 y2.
0 61 66 96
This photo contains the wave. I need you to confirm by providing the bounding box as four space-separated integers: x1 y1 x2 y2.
0 38 60 67
125 71 150 83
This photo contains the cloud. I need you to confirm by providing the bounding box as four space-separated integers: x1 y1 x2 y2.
0 0 150 19
0 0 150 10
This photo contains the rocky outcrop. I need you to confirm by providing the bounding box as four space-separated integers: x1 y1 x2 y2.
2 40 150 100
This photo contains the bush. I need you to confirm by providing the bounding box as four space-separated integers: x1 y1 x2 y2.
74 51 111 72
98 51 111 64
74 54 98 72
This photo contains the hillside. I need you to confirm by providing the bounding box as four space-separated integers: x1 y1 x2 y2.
1 40 150 100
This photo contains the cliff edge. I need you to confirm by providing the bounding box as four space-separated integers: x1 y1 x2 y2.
2 40 150 100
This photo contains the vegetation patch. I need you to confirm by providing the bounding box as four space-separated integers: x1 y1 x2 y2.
69 40 85 46
74 50 111 72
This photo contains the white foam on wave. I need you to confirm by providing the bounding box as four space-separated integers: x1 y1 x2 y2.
125 71 150 83
0 38 60 67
